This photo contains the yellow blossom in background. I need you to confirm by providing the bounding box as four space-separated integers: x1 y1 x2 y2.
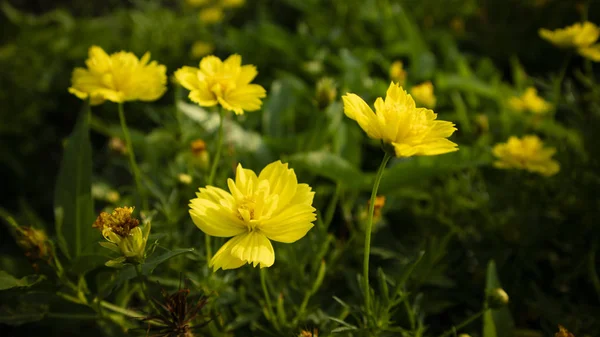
343 82 457 157
190 41 215 59
175 54 266 115
492 135 560 176
539 21 599 48
222 0 245 8
555 325 575 337
69 46 167 105
578 44 600 61
178 173 193 185
508 87 552 114
199 5 224 25
410 81 437 108
189 161 316 271
389 61 406 85
93 207 151 265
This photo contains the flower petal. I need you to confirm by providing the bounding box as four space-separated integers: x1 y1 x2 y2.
220 84 266 115
229 232 275 268
199 55 223 75
260 184 316 243
210 236 247 271
189 186 247 237
258 161 297 210
342 93 381 139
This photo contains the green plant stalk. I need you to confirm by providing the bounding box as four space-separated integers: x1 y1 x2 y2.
436 308 488 337
204 107 226 262
118 103 148 211
552 53 572 114
323 183 341 230
363 151 392 322
260 268 278 329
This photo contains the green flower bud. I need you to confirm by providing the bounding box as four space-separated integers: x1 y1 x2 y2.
486 288 509 309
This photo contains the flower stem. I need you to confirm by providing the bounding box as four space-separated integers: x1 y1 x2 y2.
435 308 488 337
204 108 226 262
552 53 572 113
118 103 148 211
363 151 392 323
260 268 276 325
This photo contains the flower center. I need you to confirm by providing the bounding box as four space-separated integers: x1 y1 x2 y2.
236 197 256 224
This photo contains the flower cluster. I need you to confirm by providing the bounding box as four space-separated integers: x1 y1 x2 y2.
343 82 457 158
69 46 167 105
539 21 600 62
189 161 316 271
492 135 560 177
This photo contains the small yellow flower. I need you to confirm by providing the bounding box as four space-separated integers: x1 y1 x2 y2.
108 137 127 155
69 46 167 105
178 173 193 185
175 54 266 115
508 87 552 114
93 207 151 265
343 82 457 157
492 135 560 176
106 191 121 203
539 21 600 48
189 161 316 271
410 81 437 108
389 61 406 85
190 41 215 59
199 6 224 25
299 328 319 337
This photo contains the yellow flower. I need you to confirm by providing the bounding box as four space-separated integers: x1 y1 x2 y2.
69 46 167 105
508 87 552 114
578 44 600 61
389 61 406 85
190 41 215 59
199 6 224 25
93 207 151 265
555 325 575 337
343 82 458 157
539 21 600 48
175 54 266 115
178 173 193 185
189 161 316 271
492 135 560 176
410 81 437 108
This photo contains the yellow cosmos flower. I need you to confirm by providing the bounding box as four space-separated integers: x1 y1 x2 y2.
539 21 600 48
578 44 600 61
410 81 437 108
190 41 215 59
492 135 560 176
69 46 167 105
175 54 266 115
389 61 406 85
508 87 552 114
189 161 316 271
343 82 458 157
198 6 224 25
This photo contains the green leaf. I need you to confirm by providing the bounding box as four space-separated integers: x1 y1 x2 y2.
53 107 95 260
0 271 46 290
483 260 515 337
377 147 490 194
0 302 48 326
286 151 368 189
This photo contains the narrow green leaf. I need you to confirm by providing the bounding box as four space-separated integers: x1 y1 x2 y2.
0 302 48 325
483 260 515 337
53 107 95 259
0 271 46 290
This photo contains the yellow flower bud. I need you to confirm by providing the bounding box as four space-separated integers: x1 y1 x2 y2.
190 139 210 170
93 207 150 265
389 61 406 85
315 77 337 109
15 227 52 262
486 288 509 309
178 173 193 185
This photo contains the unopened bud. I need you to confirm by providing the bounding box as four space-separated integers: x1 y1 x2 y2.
486 288 509 309
315 77 337 109
109 137 127 155
389 61 406 85
190 139 210 170
178 173 193 185
15 226 52 261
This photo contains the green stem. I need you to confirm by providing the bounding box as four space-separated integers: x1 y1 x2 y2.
118 103 148 211
260 268 276 325
436 308 488 337
403 298 416 331
363 151 392 322
323 183 341 230
204 108 226 262
552 53 572 113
